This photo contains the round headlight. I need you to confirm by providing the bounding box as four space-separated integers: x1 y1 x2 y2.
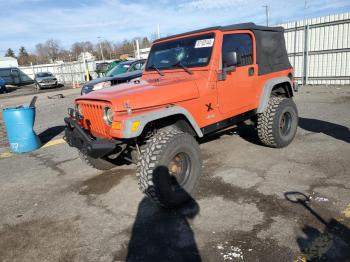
103 107 113 125
75 104 83 116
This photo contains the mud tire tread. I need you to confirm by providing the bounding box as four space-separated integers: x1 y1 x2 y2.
136 127 185 207
257 97 298 148
78 150 116 171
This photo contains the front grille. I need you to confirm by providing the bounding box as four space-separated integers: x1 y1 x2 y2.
78 101 110 137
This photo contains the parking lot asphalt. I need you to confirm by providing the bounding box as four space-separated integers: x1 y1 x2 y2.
0 83 71 100
0 86 349 262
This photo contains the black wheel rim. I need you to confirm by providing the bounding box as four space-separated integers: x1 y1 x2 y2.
280 111 292 136
168 152 191 189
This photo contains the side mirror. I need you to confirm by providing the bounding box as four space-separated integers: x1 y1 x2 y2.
223 51 238 68
218 51 238 81
10 69 18 76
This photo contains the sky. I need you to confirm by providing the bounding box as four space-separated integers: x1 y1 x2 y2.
1 0 350 56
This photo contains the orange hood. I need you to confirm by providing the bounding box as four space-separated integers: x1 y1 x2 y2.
77 75 200 111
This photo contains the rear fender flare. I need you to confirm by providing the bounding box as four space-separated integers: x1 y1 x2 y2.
257 76 292 113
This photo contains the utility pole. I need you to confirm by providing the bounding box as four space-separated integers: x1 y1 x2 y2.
263 5 269 26
97 36 105 61
157 24 160 39
135 39 140 59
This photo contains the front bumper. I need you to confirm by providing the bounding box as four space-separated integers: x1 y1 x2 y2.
64 116 123 158
39 81 57 85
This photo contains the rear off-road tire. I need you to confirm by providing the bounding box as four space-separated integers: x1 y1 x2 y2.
257 97 298 148
78 150 116 171
137 126 202 208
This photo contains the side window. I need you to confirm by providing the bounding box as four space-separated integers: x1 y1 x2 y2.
222 34 253 67
0 69 11 77
134 63 143 70
11 68 19 76
130 62 143 71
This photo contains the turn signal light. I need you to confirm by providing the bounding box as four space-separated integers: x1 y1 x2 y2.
131 121 140 132
112 121 122 130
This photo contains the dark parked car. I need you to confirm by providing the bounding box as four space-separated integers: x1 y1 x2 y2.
34 72 58 90
81 59 145 95
0 67 33 86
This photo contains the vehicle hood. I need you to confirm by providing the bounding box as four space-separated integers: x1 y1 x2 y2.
78 76 199 111
84 70 143 86
111 70 143 81
83 76 114 86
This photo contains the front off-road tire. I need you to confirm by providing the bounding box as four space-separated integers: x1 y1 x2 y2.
257 97 298 148
78 150 116 171
137 127 202 208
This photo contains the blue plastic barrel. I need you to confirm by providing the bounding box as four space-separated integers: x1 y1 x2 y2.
2 106 41 153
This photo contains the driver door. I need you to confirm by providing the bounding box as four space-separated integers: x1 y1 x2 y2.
217 32 257 115
11 68 20 85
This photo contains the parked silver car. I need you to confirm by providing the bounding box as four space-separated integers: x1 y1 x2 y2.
34 72 58 90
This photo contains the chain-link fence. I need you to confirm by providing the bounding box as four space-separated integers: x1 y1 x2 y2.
18 60 98 85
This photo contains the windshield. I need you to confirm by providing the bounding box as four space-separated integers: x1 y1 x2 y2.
146 33 215 71
36 72 52 77
106 63 130 76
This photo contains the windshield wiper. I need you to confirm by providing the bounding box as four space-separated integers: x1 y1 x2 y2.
172 61 193 75
150 64 164 76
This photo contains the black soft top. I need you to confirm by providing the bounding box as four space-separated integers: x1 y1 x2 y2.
154 23 291 75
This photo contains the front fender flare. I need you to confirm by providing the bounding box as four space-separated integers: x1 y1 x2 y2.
122 106 203 138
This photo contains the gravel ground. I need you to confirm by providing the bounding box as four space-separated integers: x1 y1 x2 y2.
0 86 349 262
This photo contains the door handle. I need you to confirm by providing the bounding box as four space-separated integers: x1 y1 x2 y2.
248 67 255 76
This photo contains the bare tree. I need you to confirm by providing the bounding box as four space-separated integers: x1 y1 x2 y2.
35 43 50 64
119 40 134 56
35 39 63 63
29 33 153 64
45 39 61 61
71 41 94 59
97 40 114 60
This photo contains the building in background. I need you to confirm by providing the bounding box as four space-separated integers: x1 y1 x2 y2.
134 47 150 59
0 57 18 68
119 54 131 60
78 52 95 61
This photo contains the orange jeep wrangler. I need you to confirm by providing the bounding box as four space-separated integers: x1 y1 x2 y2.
65 23 298 207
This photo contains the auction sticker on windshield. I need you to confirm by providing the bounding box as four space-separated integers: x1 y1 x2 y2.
195 38 214 48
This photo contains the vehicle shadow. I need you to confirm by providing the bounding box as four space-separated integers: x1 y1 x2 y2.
124 166 201 262
0 85 19 94
284 192 350 261
38 125 66 144
299 117 350 143
199 122 260 146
